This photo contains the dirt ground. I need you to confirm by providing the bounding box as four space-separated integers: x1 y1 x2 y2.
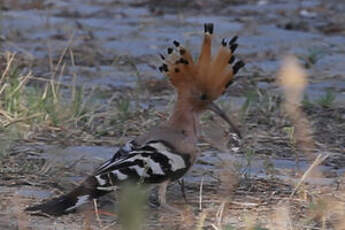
0 0 345 229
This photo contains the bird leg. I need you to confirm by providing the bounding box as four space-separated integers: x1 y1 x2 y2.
158 181 181 213
158 180 168 206
177 179 188 203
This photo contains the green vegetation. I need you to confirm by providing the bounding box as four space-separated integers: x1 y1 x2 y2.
241 88 280 118
0 53 95 131
301 94 313 108
283 126 300 168
243 147 255 177
303 89 336 108
298 48 325 69
317 89 336 107
0 52 117 155
0 46 342 230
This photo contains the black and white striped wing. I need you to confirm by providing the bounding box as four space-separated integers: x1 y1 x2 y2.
93 140 192 191
95 140 137 175
25 140 192 215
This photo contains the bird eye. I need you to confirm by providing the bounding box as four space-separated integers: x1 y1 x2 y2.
200 93 208 100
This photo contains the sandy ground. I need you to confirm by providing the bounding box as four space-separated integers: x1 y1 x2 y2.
1 0 345 229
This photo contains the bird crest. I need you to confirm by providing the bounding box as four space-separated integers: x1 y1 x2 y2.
159 23 245 102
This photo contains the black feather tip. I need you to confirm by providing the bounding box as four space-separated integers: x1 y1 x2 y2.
233 60 245 74
221 38 227 47
173 40 180 47
229 35 238 45
230 43 238 53
159 64 168 72
229 55 235 64
204 23 214 34
179 58 188 65
162 63 168 72
159 53 165 60
226 80 234 88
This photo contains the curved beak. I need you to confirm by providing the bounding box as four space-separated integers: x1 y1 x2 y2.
207 102 242 138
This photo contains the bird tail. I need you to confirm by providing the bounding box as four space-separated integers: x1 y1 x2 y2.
25 176 107 216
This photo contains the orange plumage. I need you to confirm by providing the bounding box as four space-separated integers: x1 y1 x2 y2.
159 23 245 106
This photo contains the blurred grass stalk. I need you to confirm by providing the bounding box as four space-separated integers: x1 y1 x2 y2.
278 55 315 159
276 56 340 230
119 183 148 230
277 55 325 186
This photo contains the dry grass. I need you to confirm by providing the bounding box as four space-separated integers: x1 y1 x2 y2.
0 47 158 151
0 53 344 229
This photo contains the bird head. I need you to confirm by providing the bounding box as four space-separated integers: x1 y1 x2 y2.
159 23 245 136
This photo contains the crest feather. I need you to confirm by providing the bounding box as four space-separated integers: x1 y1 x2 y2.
159 23 245 100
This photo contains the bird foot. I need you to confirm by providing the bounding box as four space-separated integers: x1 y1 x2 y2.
148 196 181 213
148 193 160 208
159 203 182 214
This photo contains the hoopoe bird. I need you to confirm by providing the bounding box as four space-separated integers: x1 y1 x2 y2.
25 23 245 216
